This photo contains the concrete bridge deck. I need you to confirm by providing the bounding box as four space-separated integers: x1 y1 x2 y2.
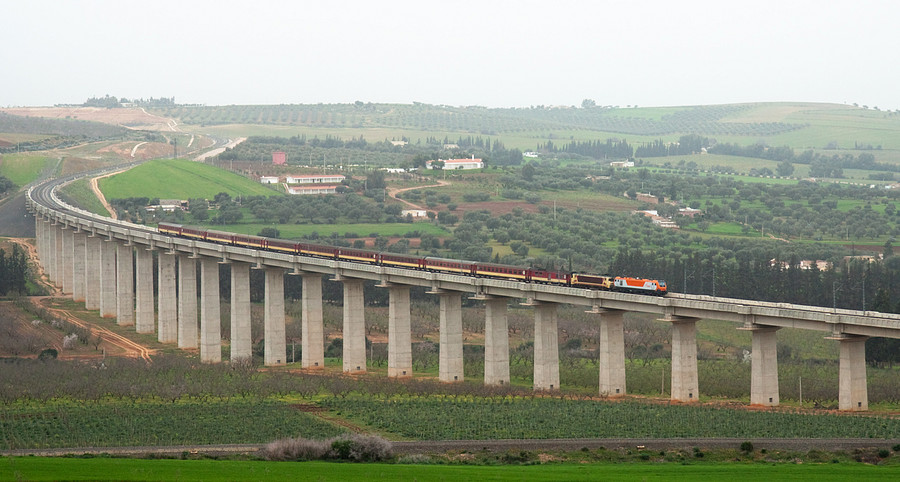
25 166 900 411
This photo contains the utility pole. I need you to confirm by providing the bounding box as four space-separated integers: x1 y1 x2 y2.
833 281 839 312
862 271 866 312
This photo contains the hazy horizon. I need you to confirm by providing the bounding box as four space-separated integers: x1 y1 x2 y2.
4 0 899 110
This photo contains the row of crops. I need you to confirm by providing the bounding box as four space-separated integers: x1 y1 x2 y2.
152 103 804 137
0 399 343 450
323 396 900 440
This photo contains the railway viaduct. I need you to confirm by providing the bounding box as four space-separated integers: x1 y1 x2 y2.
26 168 900 412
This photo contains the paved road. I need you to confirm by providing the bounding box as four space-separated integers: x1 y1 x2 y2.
0 190 34 237
4 438 899 457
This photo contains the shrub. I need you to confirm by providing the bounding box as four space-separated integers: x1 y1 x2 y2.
740 441 754 453
262 437 329 461
328 434 393 462
397 454 433 464
262 434 393 462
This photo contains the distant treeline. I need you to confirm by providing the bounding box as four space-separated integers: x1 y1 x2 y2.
536 138 634 159
216 134 526 166
82 95 176 108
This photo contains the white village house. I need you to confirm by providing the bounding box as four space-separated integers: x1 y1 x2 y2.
285 174 346 184
288 185 339 195
425 156 484 170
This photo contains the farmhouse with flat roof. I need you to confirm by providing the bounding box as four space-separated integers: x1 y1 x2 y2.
285 174 346 184
425 156 484 170
287 185 339 195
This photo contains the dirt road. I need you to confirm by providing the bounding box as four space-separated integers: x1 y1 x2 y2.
4 437 898 458
386 180 449 211
88 171 121 219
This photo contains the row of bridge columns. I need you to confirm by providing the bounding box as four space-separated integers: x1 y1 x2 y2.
35 218 871 410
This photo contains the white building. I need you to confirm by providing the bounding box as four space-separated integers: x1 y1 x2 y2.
425 156 484 170
610 160 635 168
260 176 280 184
401 209 428 218
287 185 339 195
285 174 346 184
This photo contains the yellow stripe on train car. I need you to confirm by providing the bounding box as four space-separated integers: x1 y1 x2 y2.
384 262 419 268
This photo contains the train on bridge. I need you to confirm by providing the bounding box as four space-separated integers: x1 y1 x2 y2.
158 223 667 295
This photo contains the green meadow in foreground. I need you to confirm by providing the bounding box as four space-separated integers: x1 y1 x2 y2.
98 158 280 200
1 457 898 482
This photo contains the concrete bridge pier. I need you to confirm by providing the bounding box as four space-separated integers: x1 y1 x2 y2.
340 277 367 373
527 300 560 391
300 273 324 369
592 308 626 398
134 247 155 334
666 315 700 402
38 219 48 273
263 267 286 366
34 217 42 266
115 242 134 326
483 296 510 386
229 261 252 362
157 251 178 343
54 225 64 288
43 220 55 283
72 231 86 302
46 222 57 284
84 234 102 310
383 283 412 378
61 228 74 295
830 334 869 411
99 239 117 318
177 254 198 348
199 257 222 363
434 290 463 383
741 324 780 406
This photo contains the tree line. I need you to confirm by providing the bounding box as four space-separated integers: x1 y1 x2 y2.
216 133 525 167
0 245 28 296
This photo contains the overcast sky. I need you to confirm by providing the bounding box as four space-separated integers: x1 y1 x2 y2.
3 0 898 109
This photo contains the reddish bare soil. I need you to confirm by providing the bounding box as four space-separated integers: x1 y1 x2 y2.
97 141 174 160
0 238 153 361
0 107 176 131
0 298 153 361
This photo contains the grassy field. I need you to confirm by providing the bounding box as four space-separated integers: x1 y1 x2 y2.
98 158 280 200
2 458 898 482
324 397 900 440
0 400 343 450
58 178 109 215
0 153 55 186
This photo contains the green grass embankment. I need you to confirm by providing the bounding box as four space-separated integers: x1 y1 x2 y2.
98 159 280 200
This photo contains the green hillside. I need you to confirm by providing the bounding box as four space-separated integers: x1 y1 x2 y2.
157 102 900 163
98 159 280 200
